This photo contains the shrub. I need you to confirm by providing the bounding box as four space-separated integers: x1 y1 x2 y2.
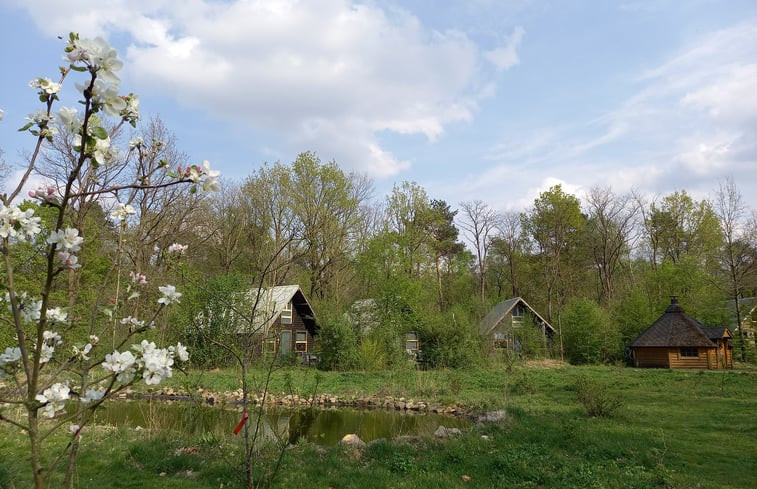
573 374 623 417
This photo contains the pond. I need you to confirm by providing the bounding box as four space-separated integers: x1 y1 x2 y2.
90 400 470 446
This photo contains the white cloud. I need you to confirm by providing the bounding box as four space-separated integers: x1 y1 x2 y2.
480 21 757 208
484 26 525 71
11 0 520 178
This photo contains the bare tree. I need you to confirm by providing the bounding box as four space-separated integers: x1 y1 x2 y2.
714 178 757 361
585 186 640 304
458 200 500 304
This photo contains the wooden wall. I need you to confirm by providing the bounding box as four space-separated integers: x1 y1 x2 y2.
633 348 670 368
633 347 729 369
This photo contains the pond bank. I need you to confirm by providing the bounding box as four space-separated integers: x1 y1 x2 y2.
128 387 471 415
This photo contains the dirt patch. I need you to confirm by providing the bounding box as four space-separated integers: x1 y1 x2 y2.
524 359 568 369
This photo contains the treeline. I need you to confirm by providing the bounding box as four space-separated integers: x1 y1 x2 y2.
6 121 756 369
171 151 757 369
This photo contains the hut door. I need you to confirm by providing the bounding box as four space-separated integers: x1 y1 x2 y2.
280 331 292 357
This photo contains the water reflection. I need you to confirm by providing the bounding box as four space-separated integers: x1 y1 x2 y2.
91 400 469 446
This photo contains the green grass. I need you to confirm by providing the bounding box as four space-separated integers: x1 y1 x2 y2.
2 364 756 488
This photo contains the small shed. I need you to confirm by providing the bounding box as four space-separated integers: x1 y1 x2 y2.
629 298 733 369
479 297 556 352
249 285 319 359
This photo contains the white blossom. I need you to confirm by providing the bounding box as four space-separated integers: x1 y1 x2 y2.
66 37 123 85
120 316 145 329
56 251 80 269
0 204 42 241
134 340 174 385
48 227 83 252
46 307 68 324
20 299 43 324
57 106 82 134
80 388 105 403
29 77 61 95
35 383 70 418
167 243 187 255
0 347 22 377
129 136 143 150
109 202 136 222
102 350 137 383
157 285 181 305
171 342 189 362
72 343 93 361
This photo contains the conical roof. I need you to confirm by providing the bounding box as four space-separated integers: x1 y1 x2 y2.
629 298 717 348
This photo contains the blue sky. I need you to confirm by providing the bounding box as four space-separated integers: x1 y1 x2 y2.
1 0 756 212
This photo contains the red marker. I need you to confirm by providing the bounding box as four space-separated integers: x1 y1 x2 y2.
233 412 249 435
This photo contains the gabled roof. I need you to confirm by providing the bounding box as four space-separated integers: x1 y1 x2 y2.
479 297 556 336
701 327 733 341
629 298 716 348
248 285 318 335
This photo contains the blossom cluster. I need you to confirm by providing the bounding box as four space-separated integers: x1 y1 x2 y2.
109 202 136 222
35 383 70 418
0 346 22 377
28 185 58 203
167 243 188 255
0 204 42 242
4 292 42 324
48 227 84 270
158 285 182 305
102 340 188 385
181 160 220 192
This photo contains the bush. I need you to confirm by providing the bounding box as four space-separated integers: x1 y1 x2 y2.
562 298 622 364
573 374 623 417
317 317 358 370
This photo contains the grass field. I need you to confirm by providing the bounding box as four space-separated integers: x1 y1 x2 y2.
2 363 755 488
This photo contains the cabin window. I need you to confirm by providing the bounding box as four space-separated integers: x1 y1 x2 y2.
263 338 277 354
680 347 699 357
281 301 293 324
493 332 508 350
405 332 419 353
512 315 523 327
295 331 307 352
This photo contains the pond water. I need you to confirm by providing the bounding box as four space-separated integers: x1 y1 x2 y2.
90 400 470 446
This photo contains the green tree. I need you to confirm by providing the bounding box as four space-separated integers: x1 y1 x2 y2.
562 297 621 364
522 184 586 359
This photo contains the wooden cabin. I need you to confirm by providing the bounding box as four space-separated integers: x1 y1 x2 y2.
479 297 555 353
629 298 733 369
250 285 319 361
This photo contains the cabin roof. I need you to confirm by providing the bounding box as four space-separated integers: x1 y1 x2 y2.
629 299 716 348
479 297 556 336
248 285 318 335
701 327 732 340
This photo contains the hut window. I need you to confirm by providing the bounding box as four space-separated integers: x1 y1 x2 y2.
512 315 523 327
680 347 698 357
405 332 419 353
281 301 293 324
295 331 307 352
493 332 508 350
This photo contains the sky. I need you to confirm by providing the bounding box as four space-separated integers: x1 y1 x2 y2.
1 0 756 213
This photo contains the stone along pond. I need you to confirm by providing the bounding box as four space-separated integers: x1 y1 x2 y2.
90 400 471 446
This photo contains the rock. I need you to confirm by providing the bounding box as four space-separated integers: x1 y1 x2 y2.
476 410 507 424
339 433 366 447
434 426 462 438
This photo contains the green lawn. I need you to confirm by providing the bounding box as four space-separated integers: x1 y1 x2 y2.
2 364 755 488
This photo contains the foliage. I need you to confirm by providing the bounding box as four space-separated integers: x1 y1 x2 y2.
562 297 622 364
178 273 248 368
316 315 358 371
573 374 623 417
